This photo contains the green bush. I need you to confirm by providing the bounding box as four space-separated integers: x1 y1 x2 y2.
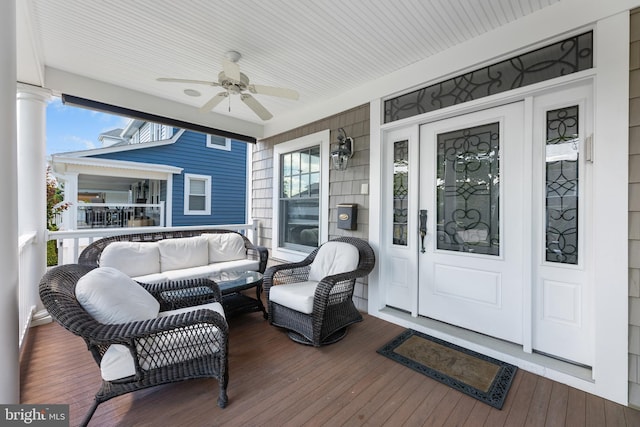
47 239 58 266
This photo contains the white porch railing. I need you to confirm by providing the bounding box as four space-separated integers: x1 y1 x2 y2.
17 222 260 347
74 202 165 229
47 221 259 265
18 231 38 351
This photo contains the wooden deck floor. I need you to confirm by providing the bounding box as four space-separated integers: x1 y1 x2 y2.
21 312 640 427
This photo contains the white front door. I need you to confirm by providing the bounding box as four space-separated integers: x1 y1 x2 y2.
379 84 594 365
418 103 525 344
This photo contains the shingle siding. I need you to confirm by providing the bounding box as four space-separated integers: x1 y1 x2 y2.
252 104 370 310
91 131 247 226
631 8 640 408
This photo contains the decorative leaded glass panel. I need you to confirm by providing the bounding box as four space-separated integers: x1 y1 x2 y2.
385 32 593 123
545 106 579 264
436 123 500 255
393 140 409 245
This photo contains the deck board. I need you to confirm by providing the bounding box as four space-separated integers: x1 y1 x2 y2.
20 312 640 426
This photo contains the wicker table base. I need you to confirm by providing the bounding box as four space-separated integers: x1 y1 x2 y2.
212 271 267 319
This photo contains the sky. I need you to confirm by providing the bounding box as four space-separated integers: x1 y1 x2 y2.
46 97 130 155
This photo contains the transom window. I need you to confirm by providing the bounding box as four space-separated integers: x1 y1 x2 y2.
384 31 593 123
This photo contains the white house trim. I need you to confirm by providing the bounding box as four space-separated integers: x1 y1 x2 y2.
50 155 183 179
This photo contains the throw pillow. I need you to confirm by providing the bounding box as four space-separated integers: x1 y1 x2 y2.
76 267 160 324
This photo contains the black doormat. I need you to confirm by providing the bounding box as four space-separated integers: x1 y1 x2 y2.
377 329 517 409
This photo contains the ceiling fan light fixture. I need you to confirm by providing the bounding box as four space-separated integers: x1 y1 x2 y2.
225 50 242 63
157 51 299 121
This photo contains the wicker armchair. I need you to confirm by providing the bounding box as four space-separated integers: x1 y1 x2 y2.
263 237 375 346
39 264 229 427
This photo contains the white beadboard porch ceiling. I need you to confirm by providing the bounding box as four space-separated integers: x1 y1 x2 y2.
18 0 564 136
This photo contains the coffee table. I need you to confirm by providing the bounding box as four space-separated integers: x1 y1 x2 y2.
211 271 267 319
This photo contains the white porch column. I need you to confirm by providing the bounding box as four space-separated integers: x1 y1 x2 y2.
17 84 50 315
0 0 19 404
165 174 173 226
59 172 79 231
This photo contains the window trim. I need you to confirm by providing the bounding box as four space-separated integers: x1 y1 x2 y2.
272 129 330 262
206 135 231 150
183 173 211 215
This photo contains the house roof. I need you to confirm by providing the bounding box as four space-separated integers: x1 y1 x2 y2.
18 0 608 139
50 155 183 182
56 129 186 157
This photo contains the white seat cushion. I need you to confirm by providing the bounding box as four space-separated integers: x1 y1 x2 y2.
308 241 359 282
158 236 209 272
130 272 169 284
157 259 261 282
203 233 247 263
99 241 160 277
100 301 225 381
75 267 160 324
269 280 319 314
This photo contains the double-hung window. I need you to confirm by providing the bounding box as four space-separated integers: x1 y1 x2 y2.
184 173 211 215
273 130 329 260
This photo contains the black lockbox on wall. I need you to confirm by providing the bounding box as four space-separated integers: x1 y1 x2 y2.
337 204 358 230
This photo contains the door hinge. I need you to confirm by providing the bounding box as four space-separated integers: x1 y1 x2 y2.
585 134 594 163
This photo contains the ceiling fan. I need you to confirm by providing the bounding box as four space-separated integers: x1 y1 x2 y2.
157 51 299 121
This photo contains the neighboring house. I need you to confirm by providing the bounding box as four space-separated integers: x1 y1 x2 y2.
50 119 248 230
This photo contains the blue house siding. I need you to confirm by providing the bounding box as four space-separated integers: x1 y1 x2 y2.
91 131 247 226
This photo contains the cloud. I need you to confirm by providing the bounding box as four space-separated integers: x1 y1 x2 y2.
65 135 97 150
48 97 67 111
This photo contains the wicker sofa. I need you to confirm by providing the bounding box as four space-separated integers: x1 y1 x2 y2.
78 229 268 283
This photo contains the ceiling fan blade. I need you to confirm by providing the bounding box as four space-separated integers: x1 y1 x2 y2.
241 93 273 120
157 77 219 86
248 84 299 100
200 92 228 112
223 59 241 82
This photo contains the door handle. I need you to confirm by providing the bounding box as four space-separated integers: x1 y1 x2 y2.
419 209 428 253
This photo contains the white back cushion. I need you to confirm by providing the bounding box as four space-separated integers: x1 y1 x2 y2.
75 267 160 324
158 236 209 272
100 241 160 277
203 233 247 263
308 241 359 282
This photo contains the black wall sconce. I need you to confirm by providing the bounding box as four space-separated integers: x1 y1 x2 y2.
330 128 354 170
